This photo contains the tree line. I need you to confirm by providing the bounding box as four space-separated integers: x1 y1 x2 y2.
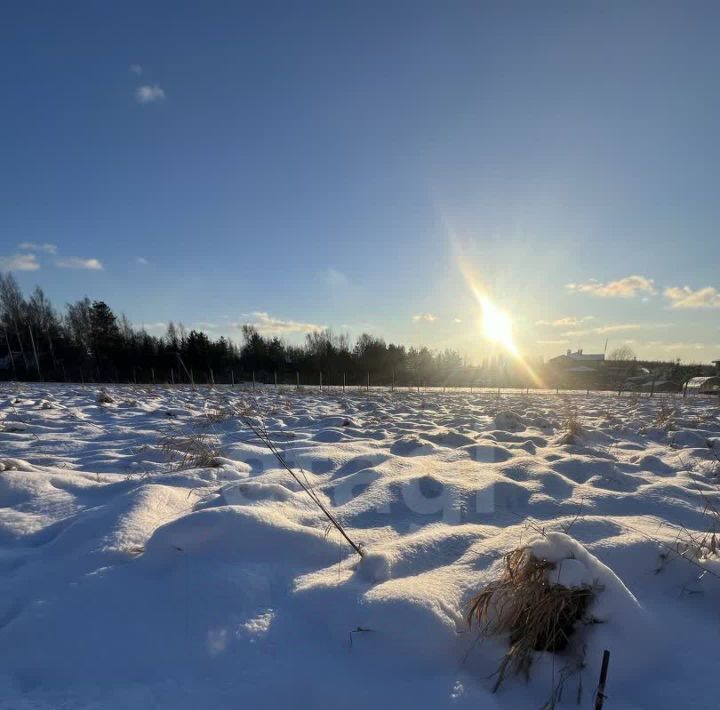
0 273 483 386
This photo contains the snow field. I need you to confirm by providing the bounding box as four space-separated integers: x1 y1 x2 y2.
1 384 720 708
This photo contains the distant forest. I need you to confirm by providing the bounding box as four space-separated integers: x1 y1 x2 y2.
1 273 713 389
0 273 478 386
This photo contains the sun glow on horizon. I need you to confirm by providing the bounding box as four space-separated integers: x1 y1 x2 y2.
450 239 545 387
479 297 516 355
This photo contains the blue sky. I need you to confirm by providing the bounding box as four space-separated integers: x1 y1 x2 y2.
1 0 719 363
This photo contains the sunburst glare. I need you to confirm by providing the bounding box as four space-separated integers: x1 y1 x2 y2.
479 297 516 355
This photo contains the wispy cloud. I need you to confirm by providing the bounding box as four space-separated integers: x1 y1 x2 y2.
566 275 656 298
17 242 57 254
136 257 149 266
55 257 104 270
536 339 570 345
324 267 351 289
646 340 715 352
536 316 595 327
0 254 40 271
240 312 323 335
412 313 437 322
129 64 143 76
664 286 720 309
135 84 166 104
562 323 642 337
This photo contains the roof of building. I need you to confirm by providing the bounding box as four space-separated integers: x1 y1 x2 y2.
549 349 605 364
686 376 720 392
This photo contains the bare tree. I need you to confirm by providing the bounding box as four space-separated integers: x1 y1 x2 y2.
608 345 636 361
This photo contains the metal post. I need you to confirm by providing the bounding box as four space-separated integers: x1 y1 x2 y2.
296 370 300 390
151 368 156 384
319 371 323 392
343 371 346 393
274 371 278 389
231 370 235 387
170 368 175 385
252 371 256 392
594 649 611 709
391 370 395 392
367 371 370 391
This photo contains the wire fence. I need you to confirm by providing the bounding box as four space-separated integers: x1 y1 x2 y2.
0 366 711 400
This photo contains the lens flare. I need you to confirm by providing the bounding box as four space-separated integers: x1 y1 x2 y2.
480 297 516 354
450 241 544 387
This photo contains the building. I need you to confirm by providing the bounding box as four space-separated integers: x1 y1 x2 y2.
685 376 720 396
548 349 606 368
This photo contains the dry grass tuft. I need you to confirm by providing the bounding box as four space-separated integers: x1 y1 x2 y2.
556 412 584 445
97 388 114 404
159 431 223 469
467 547 595 692
653 402 676 430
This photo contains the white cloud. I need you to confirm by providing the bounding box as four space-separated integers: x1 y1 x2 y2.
412 313 437 322
324 268 351 289
646 340 713 352
566 275 656 298
562 321 673 337
0 253 40 271
136 257 149 265
135 84 166 104
562 323 641 337
17 242 57 254
240 312 323 336
536 339 570 345
55 257 104 270
130 64 143 76
664 286 720 309
536 316 594 327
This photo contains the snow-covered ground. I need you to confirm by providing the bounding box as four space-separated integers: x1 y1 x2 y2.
2 384 720 709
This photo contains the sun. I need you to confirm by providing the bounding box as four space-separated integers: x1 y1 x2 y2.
480 298 516 354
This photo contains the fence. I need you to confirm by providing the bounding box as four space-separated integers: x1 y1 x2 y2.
1 364 709 399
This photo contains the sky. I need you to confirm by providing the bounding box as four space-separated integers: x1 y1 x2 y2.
1 0 719 364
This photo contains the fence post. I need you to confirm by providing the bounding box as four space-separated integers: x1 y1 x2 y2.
391 370 395 392
274 371 278 389
252 371 255 392
61 363 67 382
170 368 175 385
210 368 215 386
594 649 611 709
296 370 300 391
133 367 137 384
367 371 370 391
319 371 323 392
231 370 235 387
152 368 156 385
343 371 346 393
